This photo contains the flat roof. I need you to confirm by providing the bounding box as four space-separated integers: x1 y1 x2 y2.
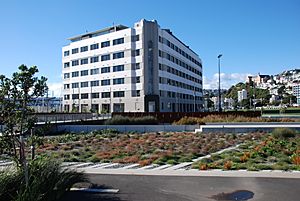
68 25 129 42
162 29 199 57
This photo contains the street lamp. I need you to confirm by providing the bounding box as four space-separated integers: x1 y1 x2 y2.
217 54 222 112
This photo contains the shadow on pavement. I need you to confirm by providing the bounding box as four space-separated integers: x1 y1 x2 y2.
59 191 125 201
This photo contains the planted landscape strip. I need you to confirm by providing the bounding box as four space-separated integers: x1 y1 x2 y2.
35 129 265 167
193 128 300 171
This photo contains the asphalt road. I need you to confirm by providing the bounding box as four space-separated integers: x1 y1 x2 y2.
61 174 300 201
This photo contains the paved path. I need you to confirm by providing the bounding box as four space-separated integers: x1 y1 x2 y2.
60 174 300 201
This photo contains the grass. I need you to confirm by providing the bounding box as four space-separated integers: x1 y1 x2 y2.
105 115 158 125
0 157 87 201
173 114 297 125
35 131 265 166
192 128 300 171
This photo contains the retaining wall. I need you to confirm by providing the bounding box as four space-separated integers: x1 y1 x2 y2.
54 124 200 133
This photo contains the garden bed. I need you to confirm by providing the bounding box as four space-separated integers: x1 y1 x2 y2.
35 130 264 166
192 128 300 171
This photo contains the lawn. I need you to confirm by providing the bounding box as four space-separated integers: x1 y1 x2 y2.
192 128 300 171
35 130 264 166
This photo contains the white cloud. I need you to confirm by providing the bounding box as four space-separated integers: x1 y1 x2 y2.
47 82 62 97
203 73 252 89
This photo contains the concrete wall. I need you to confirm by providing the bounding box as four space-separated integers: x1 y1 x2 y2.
54 124 200 133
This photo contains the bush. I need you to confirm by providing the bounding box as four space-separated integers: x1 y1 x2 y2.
272 128 296 139
105 115 158 125
0 157 87 201
173 116 205 125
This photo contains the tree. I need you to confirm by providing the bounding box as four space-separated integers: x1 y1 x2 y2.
0 65 48 168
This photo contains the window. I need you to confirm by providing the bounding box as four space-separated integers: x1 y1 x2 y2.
64 50 69 56
64 62 70 68
72 94 79 99
101 54 110 61
90 80 99 87
101 79 110 86
80 58 88 65
91 93 99 98
132 76 140 83
101 67 110 73
72 60 79 66
64 84 70 89
101 41 110 48
64 73 70 79
90 68 99 75
132 49 140 56
72 71 79 77
113 91 125 97
90 43 99 50
131 63 140 70
113 52 124 59
71 83 79 88
113 78 124 85
64 94 70 100
113 65 124 72
80 46 88 52
132 35 139 42
80 70 88 76
113 38 124 45
132 90 140 97
81 82 88 88
90 56 99 63
72 48 79 54
81 93 88 99
101 92 110 98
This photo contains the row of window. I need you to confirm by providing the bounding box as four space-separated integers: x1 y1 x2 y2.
64 90 140 100
159 50 201 77
159 90 202 101
64 64 128 79
159 63 201 84
63 50 140 68
159 76 202 92
159 36 201 67
64 51 126 68
64 77 140 89
64 63 141 79
64 35 140 57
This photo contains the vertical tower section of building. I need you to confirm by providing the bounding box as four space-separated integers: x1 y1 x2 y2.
141 20 160 112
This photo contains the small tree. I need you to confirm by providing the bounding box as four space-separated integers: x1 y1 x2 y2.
0 65 47 167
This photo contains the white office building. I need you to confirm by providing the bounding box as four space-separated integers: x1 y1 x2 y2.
237 89 247 102
62 19 203 113
292 84 300 105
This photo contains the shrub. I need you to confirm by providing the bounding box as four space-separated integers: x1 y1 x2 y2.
223 161 233 170
105 115 158 125
199 163 208 170
173 116 205 125
272 128 296 139
0 157 87 201
291 154 300 165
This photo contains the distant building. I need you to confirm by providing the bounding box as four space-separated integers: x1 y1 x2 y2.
29 97 63 112
247 73 270 86
211 96 224 111
224 98 235 110
292 84 300 105
237 89 247 102
269 94 280 104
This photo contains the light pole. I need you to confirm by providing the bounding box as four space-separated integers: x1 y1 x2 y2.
218 54 222 112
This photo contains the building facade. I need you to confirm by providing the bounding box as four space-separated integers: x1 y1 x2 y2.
237 89 247 102
62 19 203 113
292 84 300 105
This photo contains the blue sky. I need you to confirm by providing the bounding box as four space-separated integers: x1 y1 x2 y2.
0 0 299 94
